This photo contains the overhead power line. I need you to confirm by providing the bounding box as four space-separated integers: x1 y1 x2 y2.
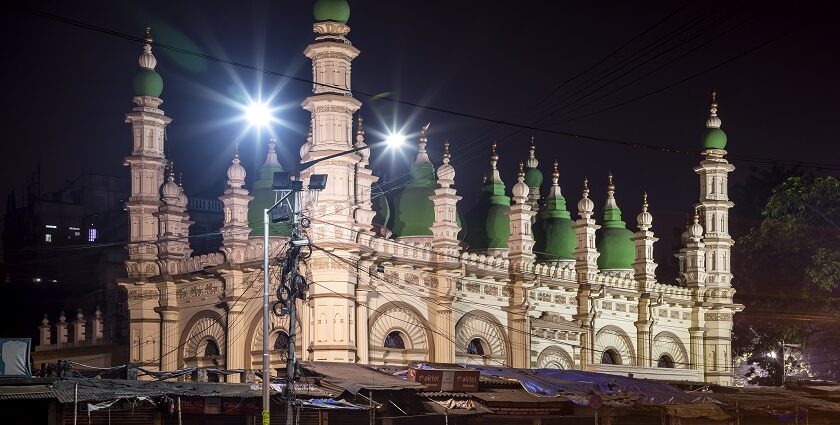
12 5 840 171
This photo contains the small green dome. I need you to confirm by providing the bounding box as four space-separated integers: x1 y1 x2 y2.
372 185 391 229
249 145 291 237
596 207 635 269
133 68 163 97
392 161 436 237
533 189 575 261
314 0 350 23
702 127 727 150
524 167 543 188
463 178 510 251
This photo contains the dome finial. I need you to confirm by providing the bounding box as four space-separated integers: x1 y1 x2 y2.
706 89 722 129
526 136 539 168
138 26 157 70
583 177 590 196
234 143 240 158
490 141 499 169
178 172 184 187
356 115 364 139
552 160 559 185
414 123 430 164
578 176 595 216
443 141 451 164
144 25 153 44
605 173 619 210
518 161 525 179
512 161 529 201
637 192 653 230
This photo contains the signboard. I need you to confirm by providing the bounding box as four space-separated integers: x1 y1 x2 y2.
0 338 32 377
408 368 479 392
179 397 261 415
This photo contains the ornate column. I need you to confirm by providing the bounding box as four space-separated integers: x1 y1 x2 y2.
119 282 161 378
505 164 535 368
220 268 247 382
156 280 179 373
573 179 599 366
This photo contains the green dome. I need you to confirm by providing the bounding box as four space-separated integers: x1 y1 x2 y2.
372 185 391 229
524 167 543 188
133 68 163 97
314 0 350 23
249 146 291 237
392 161 436 237
533 189 575 261
463 177 510 251
596 207 635 269
702 127 728 150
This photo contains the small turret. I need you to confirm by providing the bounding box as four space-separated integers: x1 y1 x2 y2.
463 143 510 252
392 124 437 238
533 160 575 262
596 174 635 270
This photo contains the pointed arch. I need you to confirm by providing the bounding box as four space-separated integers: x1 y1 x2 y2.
455 310 510 366
652 331 689 369
594 325 635 366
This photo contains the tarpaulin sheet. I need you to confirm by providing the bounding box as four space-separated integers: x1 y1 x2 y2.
299 361 423 394
469 366 696 405
300 398 366 410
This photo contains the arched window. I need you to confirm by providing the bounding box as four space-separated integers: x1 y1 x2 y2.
657 354 675 368
204 339 220 357
384 331 406 349
601 349 620 365
274 331 289 351
467 338 487 356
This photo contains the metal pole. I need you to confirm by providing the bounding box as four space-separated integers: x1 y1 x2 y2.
177 396 183 425
781 338 786 387
73 382 78 425
263 207 271 425
286 277 297 425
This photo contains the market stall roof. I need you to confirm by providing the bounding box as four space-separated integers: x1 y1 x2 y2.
299 361 423 394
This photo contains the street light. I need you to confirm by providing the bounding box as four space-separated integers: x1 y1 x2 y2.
243 100 275 425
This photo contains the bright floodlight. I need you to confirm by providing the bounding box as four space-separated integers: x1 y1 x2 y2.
385 132 406 148
245 101 272 128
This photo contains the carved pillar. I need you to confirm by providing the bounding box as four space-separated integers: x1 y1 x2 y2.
56 312 68 345
220 268 247 382
121 282 161 378
73 310 86 344
156 280 179 373
39 315 51 346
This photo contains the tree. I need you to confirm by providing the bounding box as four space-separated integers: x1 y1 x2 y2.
732 175 840 384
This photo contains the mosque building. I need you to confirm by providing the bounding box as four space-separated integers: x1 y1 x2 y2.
33 0 742 386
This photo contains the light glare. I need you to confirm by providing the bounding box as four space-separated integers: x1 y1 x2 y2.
385 132 406 148
245 101 272 128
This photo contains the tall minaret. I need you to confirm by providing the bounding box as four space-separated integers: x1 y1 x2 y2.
695 91 735 287
301 0 361 363
695 91 738 386
123 27 171 278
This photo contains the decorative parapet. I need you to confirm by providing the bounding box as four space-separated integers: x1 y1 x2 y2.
35 308 108 352
455 278 511 299
652 282 694 301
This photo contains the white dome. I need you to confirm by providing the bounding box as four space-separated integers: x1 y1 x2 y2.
512 180 529 200
138 44 157 70
227 156 246 186
162 174 180 199
637 210 653 228
437 163 455 184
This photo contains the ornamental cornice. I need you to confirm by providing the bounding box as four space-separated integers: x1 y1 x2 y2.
313 21 350 36
311 51 355 61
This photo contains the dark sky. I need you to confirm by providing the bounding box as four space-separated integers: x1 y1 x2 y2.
1 0 838 274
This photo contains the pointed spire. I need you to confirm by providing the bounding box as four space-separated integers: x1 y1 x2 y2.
227 144 247 187
138 26 157 70
443 141 451 165
263 138 281 167
486 141 503 185
490 142 498 169
637 192 653 230
551 160 559 186
437 141 455 187
605 172 619 210
578 177 594 217
415 122 430 163
706 89 721 129
512 161 529 201
355 115 365 144
526 136 539 168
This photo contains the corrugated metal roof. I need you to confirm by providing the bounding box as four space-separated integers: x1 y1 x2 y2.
0 384 53 400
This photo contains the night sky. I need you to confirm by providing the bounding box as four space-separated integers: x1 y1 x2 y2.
1 0 838 276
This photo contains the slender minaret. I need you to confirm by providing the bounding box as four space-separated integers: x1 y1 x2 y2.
124 27 171 278
695 91 735 288
219 146 253 263
524 137 543 211
574 178 600 282
508 162 536 268
694 91 738 386
157 163 191 264
353 115 378 235
300 2 362 362
632 192 658 291
428 142 460 363
430 142 462 262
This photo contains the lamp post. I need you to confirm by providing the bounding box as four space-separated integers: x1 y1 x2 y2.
276 131 404 425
